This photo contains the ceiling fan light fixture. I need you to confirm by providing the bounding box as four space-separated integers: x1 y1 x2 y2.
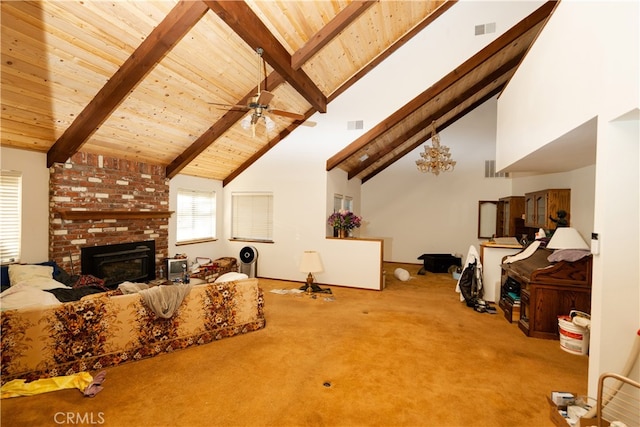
264 116 275 132
240 115 251 130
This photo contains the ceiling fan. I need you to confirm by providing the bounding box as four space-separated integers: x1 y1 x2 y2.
209 47 315 135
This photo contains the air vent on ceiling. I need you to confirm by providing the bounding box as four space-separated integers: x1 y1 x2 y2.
347 120 364 130
475 22 496 36
485 160 509 178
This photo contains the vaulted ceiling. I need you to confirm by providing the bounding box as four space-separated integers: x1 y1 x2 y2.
1 1 556 185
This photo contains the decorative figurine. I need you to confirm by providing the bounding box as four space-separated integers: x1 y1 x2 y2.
549 210 568 227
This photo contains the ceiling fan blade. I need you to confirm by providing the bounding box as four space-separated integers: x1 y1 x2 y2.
300 120 317 127
257 90 274 106
269 109 306 121
207 102 249 109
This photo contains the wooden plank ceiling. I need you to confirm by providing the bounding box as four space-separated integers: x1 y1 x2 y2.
1 1 556 185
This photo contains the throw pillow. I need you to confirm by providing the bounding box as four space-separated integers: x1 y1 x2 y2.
17 277 70 291
8 264 54 286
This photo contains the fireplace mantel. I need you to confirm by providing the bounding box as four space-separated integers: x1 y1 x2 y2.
57 210 173 220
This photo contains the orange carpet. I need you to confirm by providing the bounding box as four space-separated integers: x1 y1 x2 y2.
1 263 588 426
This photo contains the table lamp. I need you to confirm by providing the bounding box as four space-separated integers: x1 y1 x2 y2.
299 251 324 295
547 227 590 250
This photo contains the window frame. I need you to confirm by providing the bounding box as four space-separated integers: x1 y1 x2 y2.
176 188 216 245
333 193 353 212
0 170 22 263
231 192 274 243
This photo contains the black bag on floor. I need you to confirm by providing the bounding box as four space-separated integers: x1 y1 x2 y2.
458 260 480 307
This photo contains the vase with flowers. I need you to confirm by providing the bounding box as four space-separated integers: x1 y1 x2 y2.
327 209 362 238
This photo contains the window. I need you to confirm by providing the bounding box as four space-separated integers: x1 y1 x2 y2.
232 192 273 242
333 194 353 212
176 189 216 244
344 196 353 212
0 171 22 263
333 194 343 212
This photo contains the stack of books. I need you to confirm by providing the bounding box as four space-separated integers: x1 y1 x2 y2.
506 291 521 307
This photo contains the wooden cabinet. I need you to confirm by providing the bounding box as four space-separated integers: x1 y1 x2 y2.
524 189 571 229
496 196 525 237
500 247 592 339
523 285 591 338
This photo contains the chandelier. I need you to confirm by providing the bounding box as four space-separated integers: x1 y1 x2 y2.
416 121 456 176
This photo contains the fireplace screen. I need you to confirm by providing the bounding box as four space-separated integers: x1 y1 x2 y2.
81 241 155 287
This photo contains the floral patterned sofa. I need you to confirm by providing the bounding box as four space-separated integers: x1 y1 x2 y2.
0 278 265 384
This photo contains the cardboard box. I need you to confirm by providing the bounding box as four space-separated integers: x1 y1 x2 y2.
552 391 576 406
547 393 609 427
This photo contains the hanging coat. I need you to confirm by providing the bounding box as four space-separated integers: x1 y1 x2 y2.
455 245 484 306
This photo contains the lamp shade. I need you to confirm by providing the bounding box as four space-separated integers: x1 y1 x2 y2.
299 251 323 273
547 227 589 250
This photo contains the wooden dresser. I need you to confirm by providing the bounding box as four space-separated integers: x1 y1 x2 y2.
500 248 592 339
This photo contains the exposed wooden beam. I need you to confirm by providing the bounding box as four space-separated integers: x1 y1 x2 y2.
204 0 327 113
326 0 556 171
361 88 502 184
291 0 378 70
328 0 458 103
46 0 209 167
347 57 522 179
174 0 367 181
166 72 285 179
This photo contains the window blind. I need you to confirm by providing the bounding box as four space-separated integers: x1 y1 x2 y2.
232 192 273 241
176 189 216 243
0 171 22 263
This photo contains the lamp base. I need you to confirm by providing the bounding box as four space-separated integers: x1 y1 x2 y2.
299 273 332 294
299 282 325 293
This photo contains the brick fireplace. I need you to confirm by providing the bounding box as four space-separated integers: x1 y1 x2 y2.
49 152 170 278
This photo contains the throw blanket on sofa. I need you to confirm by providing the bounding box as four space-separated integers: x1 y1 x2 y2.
139 284 192 319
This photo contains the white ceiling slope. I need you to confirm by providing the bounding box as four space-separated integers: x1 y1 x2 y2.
501 117 597 174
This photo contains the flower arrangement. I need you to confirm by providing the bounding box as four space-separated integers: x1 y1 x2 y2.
327 209 362 231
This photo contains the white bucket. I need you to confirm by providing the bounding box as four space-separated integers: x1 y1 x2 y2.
558 315 590 355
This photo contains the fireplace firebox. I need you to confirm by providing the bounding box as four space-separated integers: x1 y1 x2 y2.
81 240 156 287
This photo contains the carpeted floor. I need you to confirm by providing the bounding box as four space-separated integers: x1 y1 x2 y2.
1 263 588 426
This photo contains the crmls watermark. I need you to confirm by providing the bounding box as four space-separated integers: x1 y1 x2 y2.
54 412 105 425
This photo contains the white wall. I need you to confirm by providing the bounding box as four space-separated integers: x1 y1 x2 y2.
0 147 49 263
591 117 639 393
220 1 544 287
497 0 640 396
362 97 512 262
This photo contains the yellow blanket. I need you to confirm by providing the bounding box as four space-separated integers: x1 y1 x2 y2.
1 372 94 398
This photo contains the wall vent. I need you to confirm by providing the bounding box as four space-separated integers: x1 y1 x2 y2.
475 22 496 36
347 120 364 130
485 160 509 178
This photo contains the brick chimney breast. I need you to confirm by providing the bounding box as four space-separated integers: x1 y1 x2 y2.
49 152 169 276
